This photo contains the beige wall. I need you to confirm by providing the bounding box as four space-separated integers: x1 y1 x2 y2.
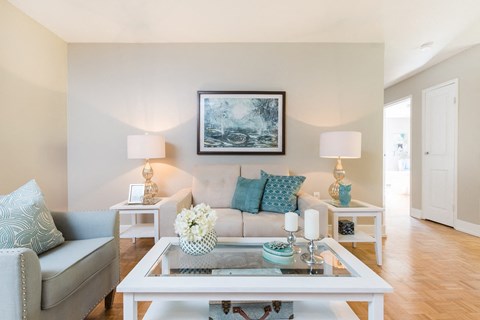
0 0 68 210
385 44 480 226
68 43 384 218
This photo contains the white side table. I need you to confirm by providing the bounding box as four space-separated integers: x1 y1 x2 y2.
321 199 384 266
110 198 166 243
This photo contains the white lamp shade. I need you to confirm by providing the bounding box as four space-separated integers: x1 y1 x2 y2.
319 131 361 159
127 134 166 159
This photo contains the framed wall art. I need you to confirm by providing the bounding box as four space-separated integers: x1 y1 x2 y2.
197 91 286 155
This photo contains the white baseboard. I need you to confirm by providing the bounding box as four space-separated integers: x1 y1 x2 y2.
455 219 480 237
410 208 422 219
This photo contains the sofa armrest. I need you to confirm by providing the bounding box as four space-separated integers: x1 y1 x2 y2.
159 188 193 237
298 192 328 238
0 248 42 320
50 210 119 241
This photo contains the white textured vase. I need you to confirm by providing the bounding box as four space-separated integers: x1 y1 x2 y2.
179 230 217 256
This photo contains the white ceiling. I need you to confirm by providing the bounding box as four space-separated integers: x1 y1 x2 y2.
8 0 480 87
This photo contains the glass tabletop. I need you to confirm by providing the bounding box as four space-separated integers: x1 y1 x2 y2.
324 200 366 208
147 241 353 277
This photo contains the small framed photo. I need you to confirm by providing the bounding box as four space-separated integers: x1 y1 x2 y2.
128 184 145 204
197 91 286 155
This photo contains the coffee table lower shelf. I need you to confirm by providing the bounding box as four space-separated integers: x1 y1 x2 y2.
143 300 359 320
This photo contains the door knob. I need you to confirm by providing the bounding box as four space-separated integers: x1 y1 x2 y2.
425 151 430 155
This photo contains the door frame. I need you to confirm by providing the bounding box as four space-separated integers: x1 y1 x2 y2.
383 96 412 217
421 79 458 225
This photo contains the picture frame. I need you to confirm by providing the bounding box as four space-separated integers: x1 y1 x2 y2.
128 184 145 204
197 91 286 155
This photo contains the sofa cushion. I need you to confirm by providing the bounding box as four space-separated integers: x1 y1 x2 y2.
241 164 289 179
39 237 116 309
192 165 240 208
0 180 64 254
231 176 267 214
243 211 305 237
213 208 243 237
260 171 306 213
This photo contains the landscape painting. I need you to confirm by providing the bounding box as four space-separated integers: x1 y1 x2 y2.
197 91 285 155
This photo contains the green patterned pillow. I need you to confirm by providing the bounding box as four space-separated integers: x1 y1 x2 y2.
231 176 267 214
260 170 306 213
0 180 64 254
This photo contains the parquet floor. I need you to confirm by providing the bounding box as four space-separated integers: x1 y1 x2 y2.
86 214 480 320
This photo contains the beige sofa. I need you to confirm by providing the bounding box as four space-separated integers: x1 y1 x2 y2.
159 164 327 238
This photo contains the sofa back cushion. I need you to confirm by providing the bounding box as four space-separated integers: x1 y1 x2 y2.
192 164 240 207
241 164 289 179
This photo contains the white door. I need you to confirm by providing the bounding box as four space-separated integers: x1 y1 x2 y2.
422 80 457 226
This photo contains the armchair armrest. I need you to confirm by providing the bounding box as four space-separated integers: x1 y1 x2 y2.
159 188 193 237
0 248 41 320
50 210 119 241
298 192 328 238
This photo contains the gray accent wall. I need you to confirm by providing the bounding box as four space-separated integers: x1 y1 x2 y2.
68 43 384 218
385 44 480 227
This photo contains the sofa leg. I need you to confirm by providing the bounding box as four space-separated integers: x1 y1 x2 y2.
105 289 116 309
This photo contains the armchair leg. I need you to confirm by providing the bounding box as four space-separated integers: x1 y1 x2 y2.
105 289 116 309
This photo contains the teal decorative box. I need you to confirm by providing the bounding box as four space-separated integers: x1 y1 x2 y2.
209 300 294 320
262 241 294 265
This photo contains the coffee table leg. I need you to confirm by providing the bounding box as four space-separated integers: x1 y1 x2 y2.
123 293 137 320
368 294 384 319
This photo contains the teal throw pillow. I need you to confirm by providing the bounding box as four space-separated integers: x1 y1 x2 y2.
0 180 64 254
260 170 306 213
231 176 267 214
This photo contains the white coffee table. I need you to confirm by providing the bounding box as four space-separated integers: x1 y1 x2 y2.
117 237 392 320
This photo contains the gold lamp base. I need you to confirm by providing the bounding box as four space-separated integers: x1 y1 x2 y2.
328 157 345 201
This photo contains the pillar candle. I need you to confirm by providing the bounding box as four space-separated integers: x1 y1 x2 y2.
285 212 298 232
304 209 320 240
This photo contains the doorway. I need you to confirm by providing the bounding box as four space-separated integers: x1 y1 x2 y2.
384 97 411 217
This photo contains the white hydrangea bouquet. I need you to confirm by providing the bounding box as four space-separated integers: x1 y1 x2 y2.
174 203 217 242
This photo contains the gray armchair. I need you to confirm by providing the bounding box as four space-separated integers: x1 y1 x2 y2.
0 210 119 320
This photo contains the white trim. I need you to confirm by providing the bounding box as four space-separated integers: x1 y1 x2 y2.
421 79 458 227
384 95 413 108
410 208 422 219
144 300 360 320
455 219 480 237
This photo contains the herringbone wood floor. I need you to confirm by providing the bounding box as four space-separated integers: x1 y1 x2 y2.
86 215 480 320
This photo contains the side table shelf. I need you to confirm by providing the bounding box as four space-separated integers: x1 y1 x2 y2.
110 198 167 243
321 199 384 266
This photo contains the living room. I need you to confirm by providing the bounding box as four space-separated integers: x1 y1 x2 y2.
1 1 480 319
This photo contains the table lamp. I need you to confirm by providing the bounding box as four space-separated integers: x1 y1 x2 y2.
127 134 165 204
320 131 361 201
